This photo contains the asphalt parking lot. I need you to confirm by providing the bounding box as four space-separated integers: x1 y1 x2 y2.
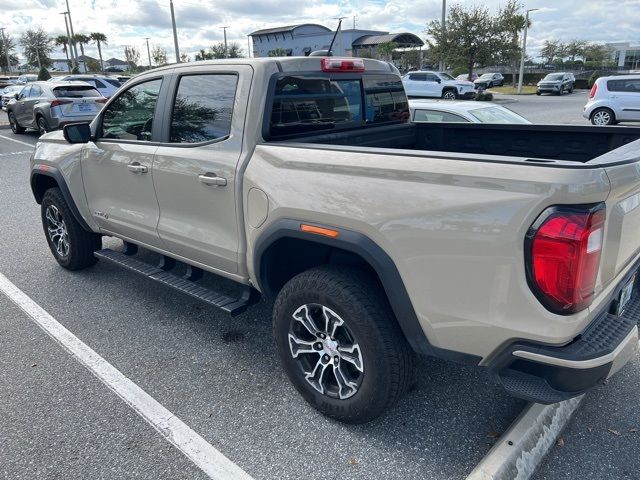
0 93 638 480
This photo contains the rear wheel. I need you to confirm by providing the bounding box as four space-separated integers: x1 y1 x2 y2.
8 111 25 134
273 266 414 424
590 108 615 126
37 116 49 135
442 89 458 100
41 188 102 270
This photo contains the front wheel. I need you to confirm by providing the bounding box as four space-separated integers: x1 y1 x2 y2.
41 188 102 270
590 108 615 126
8 111 26 134
442 89 458 100
273 266 414 424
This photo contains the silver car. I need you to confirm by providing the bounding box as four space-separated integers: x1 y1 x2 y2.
6 81 105 135
1 85 23 110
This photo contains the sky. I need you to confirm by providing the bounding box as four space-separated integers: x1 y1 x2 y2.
2 0 639 64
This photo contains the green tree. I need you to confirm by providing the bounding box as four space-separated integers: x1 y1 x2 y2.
124 45 140 69
194 48 212 61
227 42 244 58
583 43 613 65
151 46 167 66
402 50 422 70
20 27 53 68
268 47 287 57
72 33 90 58
37 65 51 80
540 39 562 65
54 35 71 70
376 41 398 61
426 4 495 78
0 33 18 72
495 0 528 86
90 32 107 72
180 53 190 63
85 58 101 72
565 39 587 63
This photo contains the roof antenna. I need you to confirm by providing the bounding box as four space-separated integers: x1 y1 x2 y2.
327 17 345 56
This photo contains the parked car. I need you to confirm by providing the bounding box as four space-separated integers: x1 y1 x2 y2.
6 81 106 135
402 71 475 99
473 73 504 89
456 73 478 82
584 75 640 125
1 85 24 110
15 74 37 85
52 74 121 98
409 99 530 124
536 72 575 96
29 57 640 423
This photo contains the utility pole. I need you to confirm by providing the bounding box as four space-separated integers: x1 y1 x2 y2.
0 27 11 74
144 37 152 67
438 0 446 71
517 8 539 94
247 35 250 58
170 0 180 63
65 0 79 64
60 12 76 71
221 26 229 58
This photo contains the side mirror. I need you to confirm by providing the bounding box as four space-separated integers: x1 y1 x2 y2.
14 93 19 99
63 122 92 144
436 78 441 84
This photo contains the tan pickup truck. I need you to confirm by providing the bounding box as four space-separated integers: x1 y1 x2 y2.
29 57 640 423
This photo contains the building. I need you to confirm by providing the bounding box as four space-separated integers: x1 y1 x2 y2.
104 57 130 71
607 42 640 69
249 23 423 58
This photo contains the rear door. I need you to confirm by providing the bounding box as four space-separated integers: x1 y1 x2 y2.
14 85 31 124
152 66 252 273
607 79 640 121
23 84 45 127
403 73 426 96
81 76 165 247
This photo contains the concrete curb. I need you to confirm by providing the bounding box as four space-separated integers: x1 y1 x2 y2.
466 396 584 480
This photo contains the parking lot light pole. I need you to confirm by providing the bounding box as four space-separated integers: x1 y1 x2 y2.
60 12 76 71
144 37 152 67
517 8 539 94
221 26 229 58
438 0 446 71
170 0 180 63
65 0 79 64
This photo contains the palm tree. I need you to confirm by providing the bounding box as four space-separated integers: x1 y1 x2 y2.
90 32 107 72
72 33 90 71
54 35 70 70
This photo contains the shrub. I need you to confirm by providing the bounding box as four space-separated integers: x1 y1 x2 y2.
37 66 51 81
588 71 602 88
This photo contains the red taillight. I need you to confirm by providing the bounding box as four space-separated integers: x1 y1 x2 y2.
527 206 605 314
588 83 598 99
50 99 72 107
321 57 365 72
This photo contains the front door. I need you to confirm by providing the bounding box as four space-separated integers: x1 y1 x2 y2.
152 67 251 273
81 77 165 247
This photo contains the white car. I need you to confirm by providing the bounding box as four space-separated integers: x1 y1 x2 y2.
409 99 530 124
402 71 475 100
583 75 640 125
53 75 121 98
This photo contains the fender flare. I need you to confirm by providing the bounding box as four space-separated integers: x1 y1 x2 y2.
253 219 481 364
30 164 92 232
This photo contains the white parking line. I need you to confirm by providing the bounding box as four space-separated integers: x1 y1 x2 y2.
0 272 253 480
0 134 37 148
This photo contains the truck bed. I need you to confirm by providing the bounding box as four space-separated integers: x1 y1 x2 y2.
281 122 640 163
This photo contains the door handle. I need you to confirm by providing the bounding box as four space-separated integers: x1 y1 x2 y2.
198 173 227 186
127 162 148 173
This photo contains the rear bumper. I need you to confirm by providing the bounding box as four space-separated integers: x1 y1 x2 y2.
490 270 640 404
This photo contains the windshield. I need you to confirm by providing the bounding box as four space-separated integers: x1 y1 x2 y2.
438 73 455 80
2 86 21 94
469 106 529 124
543 74 564 81
479 74 493 79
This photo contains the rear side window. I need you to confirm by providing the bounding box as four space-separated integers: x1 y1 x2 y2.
170 74 238 143
30 85 43 97
408 73 426 81
53 86 102 98
413 109 468 123
93 79 106 88
269 73 407 138
607 79 640 92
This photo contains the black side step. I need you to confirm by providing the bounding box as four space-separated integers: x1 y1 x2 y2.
94 249 258 316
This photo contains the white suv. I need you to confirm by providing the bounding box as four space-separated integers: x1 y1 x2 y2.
584 75 640 125
402 71 475 100
53 75 122 99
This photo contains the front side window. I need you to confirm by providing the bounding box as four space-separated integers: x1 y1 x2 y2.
101 78 162 141
413 109 468 123
425 73 440 82
18 86 31 99
170 74 238 143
